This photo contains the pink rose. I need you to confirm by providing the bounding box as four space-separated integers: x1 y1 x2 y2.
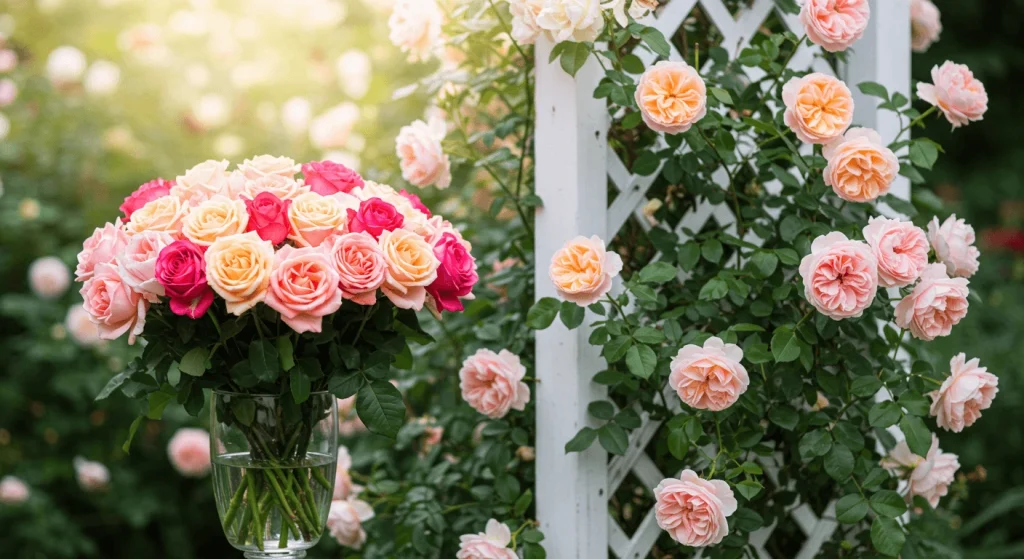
862 217 929 288
800 0 870 53
302 160 364 195
654 470 737 547
76 220 129 281
0 78 17 107
73 457 111 493
65 304 102 347
334 446 358 500
928 214 980 278
265 245 343 334
154 240 215 319
799 232 878 320
916 61 988 128
929 353 998 433
120 179 173 222
167 428 211 477
327 232 387 305
80 263 148 344
28 256 71 299
911 0 942 53
396 118 452 189
669 337 749 412
549 235 623 306
881 434 959 507
119 230 176 302
426 233 478 313
894 263 969 341
399 189 431 217
459 349 530 419
456 519 517 559
0 476 30 505
0 49 17 74
347 198 405 239
326 498 375 549
243 192 293 245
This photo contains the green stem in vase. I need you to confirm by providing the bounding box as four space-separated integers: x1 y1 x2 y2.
222 476 248 531
278 507 290 549
264 468 305 540
246 471 265 551
311 466 332 491
237 497 253 544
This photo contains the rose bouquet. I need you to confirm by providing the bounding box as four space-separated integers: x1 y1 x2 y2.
75 155 477 556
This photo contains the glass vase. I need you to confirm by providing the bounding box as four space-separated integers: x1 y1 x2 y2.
211 391 337 558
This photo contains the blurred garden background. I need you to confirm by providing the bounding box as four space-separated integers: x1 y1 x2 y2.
0 0 1021 557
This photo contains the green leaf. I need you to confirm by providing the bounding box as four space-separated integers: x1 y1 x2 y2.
709 87 733 105
357 380 407 439
96 372 130 401
824 445 854 481
603 336 633 363
598 423 629 455
639 261 678 284
179 347 209 377
683 416 704 441
513 489 534 517
744 344 772 364
668 428 689 459
868 401 902 428
771 327 801 362
798 429 832 460
900 415 932 457
858 81 890 100
620 53 645 74
249 340 280 383
871 517 906 557
564 427 598 453
677 242 701 271
702 239 723 264
749 252 779 278
699 277 729 300
527 297 561 330
908 139 939 170
296 357 323 380
122 415 145 454
735 480 763 500
559 41 592 77
290 368 311 404
625 344 657 379
834 421 865 451
328 372 363 399
850 376 883 397
775 248 800 266
871 490 908 518
588 401 615 421
231 399 256 426
639 26 671 58
495 475 521 503
898 391 931 416
559 300 586 330
277 335 295 371
146 391 174 420
769 406 799 431
835 493 869 524
633 326 666 344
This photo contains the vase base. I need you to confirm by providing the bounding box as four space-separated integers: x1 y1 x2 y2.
243 551 306 559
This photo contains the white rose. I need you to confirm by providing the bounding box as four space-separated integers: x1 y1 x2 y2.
336 50 372 99
46 45 87 87
388 0 443 62
395 118 451 189
309 103 360 151
536 0 604 43
84 60 121 95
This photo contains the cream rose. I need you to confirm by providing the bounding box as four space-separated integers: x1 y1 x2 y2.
396 118 452 189
916 61 988 128
237 154 300 180
911 0 942 53
388 0 443 62
634 61 707 134
288 192 347 247
204 232 276 315
379 228 441 311
536 0 604 43
669 337 749 411
172 159 231 205
241 174 310 201
125 195 189 236
459 349 531 419
181 196 249 246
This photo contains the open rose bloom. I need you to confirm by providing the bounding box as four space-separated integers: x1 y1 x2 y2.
799 232 878 320
800 0 870 53
549 235 623 306
917 61 988 128
895 263 969 341
783 73 855 144
881 435 959 507
654 469 737 547
669 337 749 411
929 353 998 433
457 519 518 559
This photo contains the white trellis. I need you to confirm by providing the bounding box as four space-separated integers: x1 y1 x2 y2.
533 1 911 558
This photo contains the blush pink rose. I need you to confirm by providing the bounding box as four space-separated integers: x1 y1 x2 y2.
427 232 478 313
917 61 988 128
399 189 431 217
799 232 878 320
881 434 959 507
0 78 17 107
28 256 71 299
456 519 517 559
928 214 980 278
73 457 111 493
911 0 942 53
396 118 452 189
326 497 375 549
120 179 173 222
302 160 364 195
334 446 358 500
862 216 929 288
167 428 211 478
327 232 387 306
459 349 530 419
244 192 293 245
66 304 102 347
119 230 176 302
823 128 899 203
549 235 623 306
0 476 30 505
347 198 405 239
669 337 749 412
929 353 998 433
154 240 215 319
80 262 148 344
894 263 969 341
783 73 855 144
800 0 870 53
654 469 737 547
76 220 130 281
265 245 343 334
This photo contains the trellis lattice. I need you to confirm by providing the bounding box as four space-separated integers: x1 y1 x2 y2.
533 1 911 558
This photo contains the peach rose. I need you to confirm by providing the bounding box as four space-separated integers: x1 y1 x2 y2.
204 232 275 315
0 475 29 505
507 0 543 44
125 195 189 236
911 0 942 53
881 434 959 507
459 349 531 419
929 353 998 433
80 263 148 344
264 245 343 333
73 456 111 492
66 304 102 347
237 155 299 180
181 196 249 247
799 232 878 320
288 193 347 247
241 174 310 201
379 228 441 311
327 232 388 305
549 235 623 306
388 0 443 62
28 256 71 300
634 61 707 134
172 159 231 206
654 470 737 547
396 118 452 189
76 220 130 281
823 128 899 203
928 214 980 278
894 263 969 341
862 217 929 288
334 446 359 500
167 428 211 478
800 0 870 53
916 61 988 128
326 497 375 549
118 230 176 301
456 519 517 559
782 73 854 144
669 337 749 412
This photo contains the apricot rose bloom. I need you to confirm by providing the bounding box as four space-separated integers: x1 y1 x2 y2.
654 470 737 547
288 193 347 247
929 353 998 433
895 263 970 341
181 195 249 246
669 337 749 412
459 349 531 419
167 428 211 478
917 61 988 128
862 216 929 288
799 232 878 320
549 235 623 306
800 0 870 53
456 519 517 559
823 128 899 203
635 61 707 134
881 435 959 507
911 0 942 53
125 195 189 236
782 73 854 144
928 214 980 278
80 262 148 344
379 228 441 311
396 118 452 189
203 232 276 315
264 245 343 334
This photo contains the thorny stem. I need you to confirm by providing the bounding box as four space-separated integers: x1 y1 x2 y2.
894 106 938 142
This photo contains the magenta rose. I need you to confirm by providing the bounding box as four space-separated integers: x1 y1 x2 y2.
302 160 364 195
347 198 404 239
120 179 174 221
243 192 292 245
154 240 215 319
426 233 478 313
399 189 431 217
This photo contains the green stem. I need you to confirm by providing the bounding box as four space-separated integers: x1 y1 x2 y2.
894 106 938 142
245 471 264 550
311 466 332 492
278 508 290 548
264 468 305 540
222 477 248 531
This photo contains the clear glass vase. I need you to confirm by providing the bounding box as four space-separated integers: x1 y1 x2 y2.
211 391 337 559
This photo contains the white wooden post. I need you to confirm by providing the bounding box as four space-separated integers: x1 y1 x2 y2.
533 37 610 559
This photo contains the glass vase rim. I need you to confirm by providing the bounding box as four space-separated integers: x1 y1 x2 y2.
212 389 333 398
